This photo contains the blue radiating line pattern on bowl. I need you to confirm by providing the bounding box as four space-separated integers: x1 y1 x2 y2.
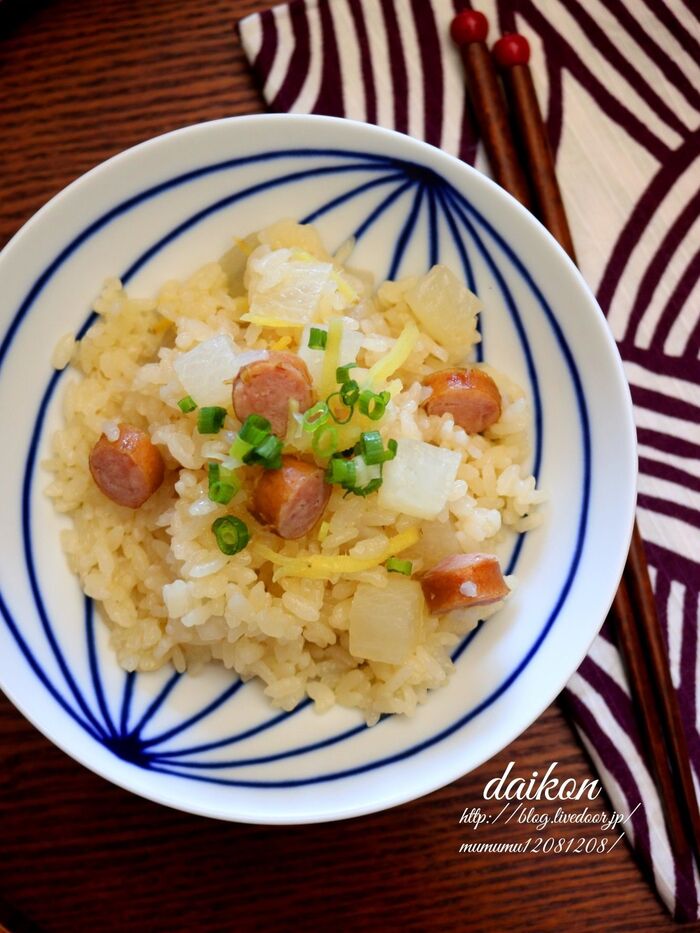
0 147 590 786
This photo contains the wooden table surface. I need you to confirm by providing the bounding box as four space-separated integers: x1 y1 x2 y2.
0 2 695 931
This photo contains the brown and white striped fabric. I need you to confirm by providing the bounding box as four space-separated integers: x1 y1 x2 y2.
239 0 700 918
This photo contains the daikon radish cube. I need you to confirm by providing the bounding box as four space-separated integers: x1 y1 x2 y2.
405 264 480 356
174 336 267 408
243 247 335 327
174 335 239 407
349 577 424 664
378 439 462 520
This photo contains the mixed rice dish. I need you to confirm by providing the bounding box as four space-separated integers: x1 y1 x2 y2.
47 219 543 724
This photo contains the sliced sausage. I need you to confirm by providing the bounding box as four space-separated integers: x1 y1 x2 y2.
251 456 330 539
89 423 165 508
420 553 509 615
423 367 501 434
232 351 314 437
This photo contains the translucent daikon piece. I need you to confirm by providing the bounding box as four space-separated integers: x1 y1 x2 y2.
405 264 480 356
378 438 462 520
349 577 424 664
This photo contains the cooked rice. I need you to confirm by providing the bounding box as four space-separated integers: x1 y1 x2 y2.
45 219 544 724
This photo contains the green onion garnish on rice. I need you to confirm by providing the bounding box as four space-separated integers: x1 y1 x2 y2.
325 434 399 497
177 395 197 413
326 457 356 486
358 430 384 465
386 557 412 575
358 389 390 421
212 515 250 555
312 424 338 458
301 401 330 433
357 432 397 465
245 433 283 470
229 435 254 461
326 391 354 424
207 462 240 505
335 363 357 384
197 406 227 434
339 379 360 407
349 476 383 498
308 327 328 350
239 413 272 446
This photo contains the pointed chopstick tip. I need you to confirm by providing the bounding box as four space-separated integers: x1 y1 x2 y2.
492 33 531 68
450 10 489 47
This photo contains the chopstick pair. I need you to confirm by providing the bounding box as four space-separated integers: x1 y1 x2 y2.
450 9 700 869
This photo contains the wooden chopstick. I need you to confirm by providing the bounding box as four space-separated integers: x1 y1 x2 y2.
490 30 700 869
450 11 532 209
450 9 700 868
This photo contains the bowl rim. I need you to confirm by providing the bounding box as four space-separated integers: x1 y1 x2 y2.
0 113 638 823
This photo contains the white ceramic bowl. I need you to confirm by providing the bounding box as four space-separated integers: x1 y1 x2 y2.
0 115 636 823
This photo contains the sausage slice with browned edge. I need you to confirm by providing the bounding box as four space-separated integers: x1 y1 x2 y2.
423 367 502 434
421 553 509 615
232 351 314 437
89 423 165 508
251 456 331 539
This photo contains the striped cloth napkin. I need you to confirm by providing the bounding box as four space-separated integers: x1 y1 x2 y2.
238 0 700 918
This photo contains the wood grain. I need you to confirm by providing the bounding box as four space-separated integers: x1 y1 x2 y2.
0 2 693 931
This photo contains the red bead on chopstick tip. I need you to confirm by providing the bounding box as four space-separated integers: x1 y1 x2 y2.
450 10 488 45
449 10 532 208
492 33 531 68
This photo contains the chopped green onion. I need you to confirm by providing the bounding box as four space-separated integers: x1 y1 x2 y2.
386 557 413 575
359 430 384 465
197 406 227 434
326 391 354 424
325 451 385 498
302 401 330 433
339 379 360 407
229 435 253 461
336 363 357 384
177 395 197 413
212 516 249 555
207 462 240 505
308 327 328 350
239 414 271 446
245 433 283 470
358 389 391 421
209 481 237 505
386 438 398 460
312 424 338 458
350 476 383 498
326 457 356 486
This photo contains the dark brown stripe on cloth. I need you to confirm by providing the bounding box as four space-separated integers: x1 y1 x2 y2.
556 0 688 137
651 248 700 351
452 0 479 165
409 0 443 147
637 494 700 533
604 0 700 111
269 0 311 112
640 0 700 65
348 0 377 124
631 382 700 425
639 456 700 497
561 685 655 882
252 9 278 86
596 130 699 320
512 0 671 161
314 0 345 115
622 187 700 345
378 0 409 134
